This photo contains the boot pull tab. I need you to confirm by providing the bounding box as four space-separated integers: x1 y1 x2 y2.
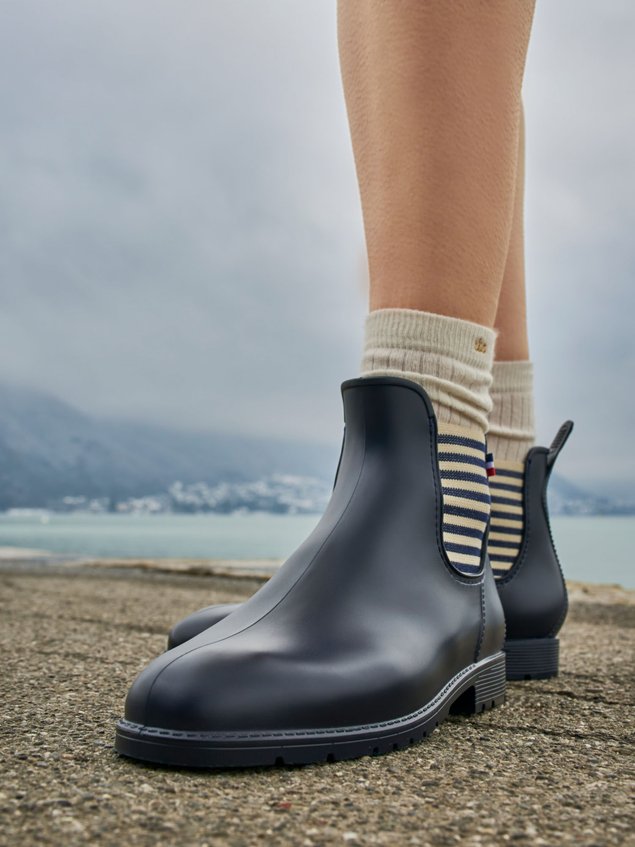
547 420 574 472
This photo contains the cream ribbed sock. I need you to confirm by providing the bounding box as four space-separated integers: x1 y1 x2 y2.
487 361 535 463
361 308 495 432
486 361 535 578
361 308 496 575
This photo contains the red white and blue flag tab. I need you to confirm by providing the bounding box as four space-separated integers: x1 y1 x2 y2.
485 452 496 477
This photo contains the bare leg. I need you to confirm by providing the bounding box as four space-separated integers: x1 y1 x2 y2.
487 112 536 582
338 0 535 328
342 2 536 581
495 106 529 360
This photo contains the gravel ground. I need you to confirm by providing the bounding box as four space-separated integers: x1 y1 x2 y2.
0 566 633 847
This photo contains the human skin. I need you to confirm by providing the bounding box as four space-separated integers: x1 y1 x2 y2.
337 0 536 330
495 105 530 361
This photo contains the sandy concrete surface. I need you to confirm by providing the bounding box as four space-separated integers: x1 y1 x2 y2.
0 565 633 847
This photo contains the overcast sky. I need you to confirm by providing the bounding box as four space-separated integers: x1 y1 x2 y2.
0 1 633 494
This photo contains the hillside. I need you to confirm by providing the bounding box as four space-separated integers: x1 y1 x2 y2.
0 384 336 509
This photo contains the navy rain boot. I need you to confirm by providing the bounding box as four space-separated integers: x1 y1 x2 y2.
116 377 506 768
166 419 573 683
496 422 573 679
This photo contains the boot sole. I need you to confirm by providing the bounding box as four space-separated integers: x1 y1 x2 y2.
504 637 559 680
114 652 505 769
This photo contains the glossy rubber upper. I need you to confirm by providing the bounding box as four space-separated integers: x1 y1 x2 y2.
120 378 505 738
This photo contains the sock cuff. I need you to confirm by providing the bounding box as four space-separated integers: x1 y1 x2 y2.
491 360 534 395
363 309 497 371
487 359 535 463
361 308 496 433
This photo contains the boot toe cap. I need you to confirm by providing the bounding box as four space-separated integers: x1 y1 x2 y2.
123 644 293 733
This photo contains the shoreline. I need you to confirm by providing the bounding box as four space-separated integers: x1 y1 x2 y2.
1 511 633 589
0 546 633 599
0 547 282 581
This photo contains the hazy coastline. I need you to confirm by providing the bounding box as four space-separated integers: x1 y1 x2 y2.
0 511 632 588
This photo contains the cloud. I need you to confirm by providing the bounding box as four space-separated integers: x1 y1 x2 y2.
523 1 635 489
0 1 633 491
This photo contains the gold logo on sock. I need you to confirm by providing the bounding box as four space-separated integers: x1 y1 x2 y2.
474 337 488 353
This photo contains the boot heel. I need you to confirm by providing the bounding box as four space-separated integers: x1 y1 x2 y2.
504 637 559 680
450 653 506 715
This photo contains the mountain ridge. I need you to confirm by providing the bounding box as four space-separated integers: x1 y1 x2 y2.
0 383 336 509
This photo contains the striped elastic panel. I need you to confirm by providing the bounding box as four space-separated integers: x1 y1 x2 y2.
437 425 490 576
487 461 525 579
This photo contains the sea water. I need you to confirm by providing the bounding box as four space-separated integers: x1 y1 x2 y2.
0 512 632 588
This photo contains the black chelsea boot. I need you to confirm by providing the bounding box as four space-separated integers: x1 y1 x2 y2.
166 422 573 683
497 421 573 680
116 377 505 768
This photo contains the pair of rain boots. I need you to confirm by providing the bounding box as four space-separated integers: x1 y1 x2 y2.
115 376 572 768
